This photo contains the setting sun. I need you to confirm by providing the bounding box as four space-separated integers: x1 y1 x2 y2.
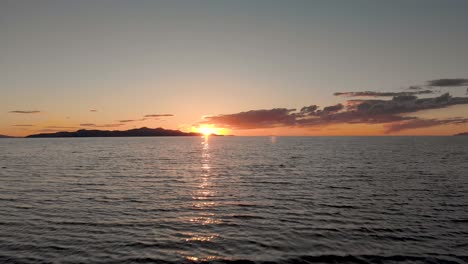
193 125 227 136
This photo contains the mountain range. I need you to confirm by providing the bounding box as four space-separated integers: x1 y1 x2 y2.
26 127 202 138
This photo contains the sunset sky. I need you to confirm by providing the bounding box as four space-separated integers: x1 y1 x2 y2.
1 0 468 136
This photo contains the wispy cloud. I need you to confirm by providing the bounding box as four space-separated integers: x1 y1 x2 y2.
80 123 123 128
13 124 34 127
407 86 422 90
334 90 433 97
46 126 79 129
385 118 468 133
427 78 468 87
144 114 174 118
8 110 41 114
95 124 124 128
37 129 74 133
90 109 98 112
118 118 146 123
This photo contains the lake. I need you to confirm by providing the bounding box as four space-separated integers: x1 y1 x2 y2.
0 137 467 263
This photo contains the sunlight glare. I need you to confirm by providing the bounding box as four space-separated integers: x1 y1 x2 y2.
193 125 226 136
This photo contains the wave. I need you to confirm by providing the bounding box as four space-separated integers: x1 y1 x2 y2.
1 254 467 264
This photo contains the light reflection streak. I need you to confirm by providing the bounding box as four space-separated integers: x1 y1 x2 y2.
270 135 277 144
183 135 221 261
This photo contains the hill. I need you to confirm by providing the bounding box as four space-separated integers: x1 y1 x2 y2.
26 127 202 138
0 134 14 138
454 132 468 136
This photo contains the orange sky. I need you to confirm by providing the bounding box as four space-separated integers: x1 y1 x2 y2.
1 2 468 137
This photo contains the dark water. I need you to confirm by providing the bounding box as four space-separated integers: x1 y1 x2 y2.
0 137 467 264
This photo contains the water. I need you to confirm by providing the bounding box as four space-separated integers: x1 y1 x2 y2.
0 136 467 264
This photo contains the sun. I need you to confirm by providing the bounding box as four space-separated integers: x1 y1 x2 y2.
194 125 226 136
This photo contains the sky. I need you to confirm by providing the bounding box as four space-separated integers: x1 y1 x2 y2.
1 0 468 136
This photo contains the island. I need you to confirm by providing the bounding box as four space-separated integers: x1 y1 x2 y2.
454 132 468 136
26 127 202 138
0 134 14 138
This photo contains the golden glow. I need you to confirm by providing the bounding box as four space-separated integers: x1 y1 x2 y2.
192 124 227 136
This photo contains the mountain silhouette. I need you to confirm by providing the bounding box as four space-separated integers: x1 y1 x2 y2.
26 127 202 138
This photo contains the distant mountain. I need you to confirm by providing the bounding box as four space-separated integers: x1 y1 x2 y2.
0 134 14 138
26 127 202 138
454 132 468 136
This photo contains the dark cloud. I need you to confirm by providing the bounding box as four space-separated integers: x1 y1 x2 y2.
299 105 318 115
13 124 34 127
427 78 468 87
322 103 344 113
9 110 41 114
144 114 174 118
118 118 146 123
343 93 468 116
80 123 96 127
385 118 468 133
201 93 468 133
334 90 433 97
407 86 422 90
90 109 98 112
201 108 297 129
208 78 465 133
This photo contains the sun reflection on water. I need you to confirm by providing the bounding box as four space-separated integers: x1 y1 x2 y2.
182 136 222 261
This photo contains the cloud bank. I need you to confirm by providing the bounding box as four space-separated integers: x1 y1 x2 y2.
201 80 468 133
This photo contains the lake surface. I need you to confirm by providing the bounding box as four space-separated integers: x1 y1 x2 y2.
0 137 467 264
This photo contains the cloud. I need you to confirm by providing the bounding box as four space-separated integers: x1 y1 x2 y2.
385 118 468 133
8 110 41 114
334 90 434 97
37 129 72 133
96 124 124 128
201 78 468 133
90 109 98 112
299 105 318 115
144 114 174 118
322 103 344 113
80 123 123 128
118 118 146 123
427 78 468 87
13 124 34 127
344 93 468 114
201 108 297 129
46 126 79 129
407 86 422 90
200 93 468 133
